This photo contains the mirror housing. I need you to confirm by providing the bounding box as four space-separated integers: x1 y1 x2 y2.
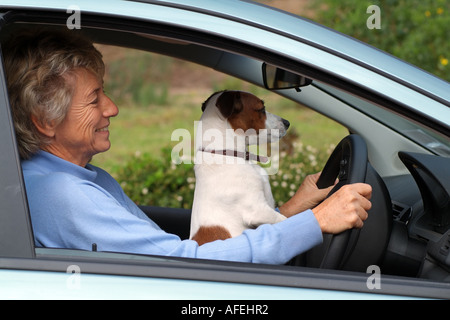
262 63 312 91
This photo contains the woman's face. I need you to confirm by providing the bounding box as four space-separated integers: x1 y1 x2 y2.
45 68 118 166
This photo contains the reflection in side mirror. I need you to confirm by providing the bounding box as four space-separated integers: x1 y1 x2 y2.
262 63 312 91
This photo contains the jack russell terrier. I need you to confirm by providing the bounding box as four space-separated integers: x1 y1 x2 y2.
189 90 290 245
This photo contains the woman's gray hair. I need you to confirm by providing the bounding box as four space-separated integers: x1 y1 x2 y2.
3 29 105 159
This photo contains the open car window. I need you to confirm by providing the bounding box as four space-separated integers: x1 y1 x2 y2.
92 44 348 212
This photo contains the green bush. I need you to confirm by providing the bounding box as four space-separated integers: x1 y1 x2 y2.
115 141 334 209
116 147 195 209
268 142 333 207
314 0 449 81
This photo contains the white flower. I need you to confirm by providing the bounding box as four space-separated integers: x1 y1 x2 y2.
187 177 195 183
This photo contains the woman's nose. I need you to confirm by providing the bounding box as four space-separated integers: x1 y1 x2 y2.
102 94 119 118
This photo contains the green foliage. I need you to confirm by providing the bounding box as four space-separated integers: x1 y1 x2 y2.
116 147 195 209
115 140 333 209
314 0 449 81
268 142 333 207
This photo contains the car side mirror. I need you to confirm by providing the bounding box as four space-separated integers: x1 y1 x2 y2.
262 63 312 91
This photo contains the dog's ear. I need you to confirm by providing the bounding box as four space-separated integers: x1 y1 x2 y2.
215 90 243 118
201 90 224 112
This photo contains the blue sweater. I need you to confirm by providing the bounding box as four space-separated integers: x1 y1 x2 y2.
22 151 322 264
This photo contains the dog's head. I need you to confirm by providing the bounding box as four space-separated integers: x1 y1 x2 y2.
201 90 289 144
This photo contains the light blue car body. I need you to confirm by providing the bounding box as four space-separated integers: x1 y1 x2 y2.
0 0 449 300
0 269 414 300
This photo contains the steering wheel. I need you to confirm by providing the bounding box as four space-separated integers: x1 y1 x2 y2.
305 134 368 269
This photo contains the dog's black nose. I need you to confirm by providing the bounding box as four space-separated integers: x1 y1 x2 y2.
282 119 290 129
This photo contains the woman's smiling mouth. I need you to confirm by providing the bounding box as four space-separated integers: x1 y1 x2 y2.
96 126 109 133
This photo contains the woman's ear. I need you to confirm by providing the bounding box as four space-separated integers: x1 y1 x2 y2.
31 115 56 138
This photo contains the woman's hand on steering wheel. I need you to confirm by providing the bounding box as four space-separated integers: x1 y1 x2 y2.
279 172 336 218
312 183 372 234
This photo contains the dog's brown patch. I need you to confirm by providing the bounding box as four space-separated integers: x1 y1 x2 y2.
191 225 232 245
215 91 267 132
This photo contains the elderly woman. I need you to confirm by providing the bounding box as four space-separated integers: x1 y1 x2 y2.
4 30 371 264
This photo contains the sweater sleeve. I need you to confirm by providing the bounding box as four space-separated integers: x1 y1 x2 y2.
26 172 322 265
193 210 322 264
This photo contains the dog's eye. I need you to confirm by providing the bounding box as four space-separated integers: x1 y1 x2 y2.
258 107 266 114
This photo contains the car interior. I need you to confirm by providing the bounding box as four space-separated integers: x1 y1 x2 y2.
1 9 449 290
